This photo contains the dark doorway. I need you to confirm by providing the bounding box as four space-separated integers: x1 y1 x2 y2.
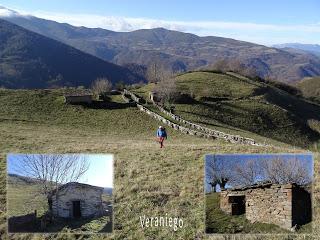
229 195 245 215
72 201 81 218
292 187 312 226
48 198 52 211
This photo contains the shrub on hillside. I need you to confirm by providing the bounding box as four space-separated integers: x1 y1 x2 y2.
91 78 112 100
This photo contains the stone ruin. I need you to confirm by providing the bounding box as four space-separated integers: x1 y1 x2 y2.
123 89 267 146
220 183 312 230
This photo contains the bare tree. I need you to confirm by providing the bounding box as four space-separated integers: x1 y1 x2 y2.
231 157 311 187
231 160 263 187
13 154 90 198
152 69 178 108
205 157 231 192
91 78 112 96
146 63 161 83
206 155 312 191
146 62 172 84
261 157 312 185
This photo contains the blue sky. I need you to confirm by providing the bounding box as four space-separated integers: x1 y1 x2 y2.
205 153 313 192
0 0 319 24
7 154 114 188
207 153 314 175
0 0 319 45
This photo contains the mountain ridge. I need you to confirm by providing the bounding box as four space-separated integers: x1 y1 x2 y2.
0 19 142 89
273 43 320 57
1 7 320 83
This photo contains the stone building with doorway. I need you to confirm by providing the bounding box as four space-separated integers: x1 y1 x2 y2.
48 182 104 218
220 183 312 230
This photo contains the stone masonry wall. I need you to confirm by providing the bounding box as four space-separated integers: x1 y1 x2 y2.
136 103 217 140
52 185 103 218
124 89 267 146
220 184 293 229
246 184 292 229
153 101 261 145
123 89 144 104
220 191 232 213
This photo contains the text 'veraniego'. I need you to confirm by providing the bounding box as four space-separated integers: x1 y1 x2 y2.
139 214 184 231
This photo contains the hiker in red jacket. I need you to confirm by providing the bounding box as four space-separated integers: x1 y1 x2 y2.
157 126 167 148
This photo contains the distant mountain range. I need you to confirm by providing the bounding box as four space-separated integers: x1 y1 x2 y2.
0 19 141 89
8 173 113 193
1 7 320 84
273 43 320 57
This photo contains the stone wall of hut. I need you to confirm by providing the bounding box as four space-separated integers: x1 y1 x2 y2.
52 185 103 218
220 184 295 229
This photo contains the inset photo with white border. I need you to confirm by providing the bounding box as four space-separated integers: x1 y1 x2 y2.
7 153 113 234
205 153 313 234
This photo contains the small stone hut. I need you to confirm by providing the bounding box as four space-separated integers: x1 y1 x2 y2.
220 183 311 229
64 94 93 104
49 182 104 218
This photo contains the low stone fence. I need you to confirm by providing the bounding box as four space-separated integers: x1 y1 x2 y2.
121 93 133 103
124 89 267 146
153 103 263 145
8 211 37 232
123 89 145 104
136 104 216 140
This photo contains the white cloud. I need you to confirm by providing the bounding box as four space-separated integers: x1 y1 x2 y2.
1 6 320 45
0 6 19 17
0 6 32 18
24 11 320 34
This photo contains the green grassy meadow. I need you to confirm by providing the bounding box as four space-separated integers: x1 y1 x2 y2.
7 176 48 218
297 77 320 103
0 72 319 239
133 71 320 148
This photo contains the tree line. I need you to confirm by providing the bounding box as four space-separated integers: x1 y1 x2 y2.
205 156 312 192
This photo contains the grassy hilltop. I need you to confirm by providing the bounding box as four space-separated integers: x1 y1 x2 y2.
133 71 320 148
0 72 319 239
297 77 320 103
